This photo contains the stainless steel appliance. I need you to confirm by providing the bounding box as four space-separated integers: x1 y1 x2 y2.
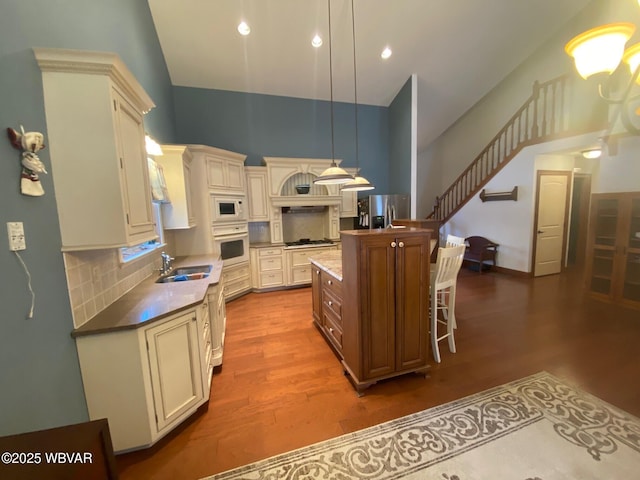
284 238 335 249
210 195 247 222
369 194 410 229
212 222 249 266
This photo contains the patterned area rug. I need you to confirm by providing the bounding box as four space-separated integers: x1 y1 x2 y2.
203 372 640 479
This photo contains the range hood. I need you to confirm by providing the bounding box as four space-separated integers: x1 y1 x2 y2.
282 205 327 214
271 195 341 207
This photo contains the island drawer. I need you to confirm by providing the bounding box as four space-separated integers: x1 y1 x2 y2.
323 310 343 352
321 270 341 297
322 287 342 320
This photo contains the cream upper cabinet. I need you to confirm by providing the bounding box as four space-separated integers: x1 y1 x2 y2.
35 48 156 250
157 145 196 229
270 206 283 244
340 191 358 218
203 147 246 194
245 166 269 221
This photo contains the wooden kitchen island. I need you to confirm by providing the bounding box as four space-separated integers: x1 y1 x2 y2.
310 228 433 394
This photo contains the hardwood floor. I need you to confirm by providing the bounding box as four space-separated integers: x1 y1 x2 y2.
116 267 640 480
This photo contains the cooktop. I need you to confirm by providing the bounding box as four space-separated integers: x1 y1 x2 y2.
284 239 334 248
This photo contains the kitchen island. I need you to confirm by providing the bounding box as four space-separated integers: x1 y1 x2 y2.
71 254 226 452
310 228 433 394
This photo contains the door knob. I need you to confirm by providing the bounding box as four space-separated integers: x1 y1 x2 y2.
391 241 397 247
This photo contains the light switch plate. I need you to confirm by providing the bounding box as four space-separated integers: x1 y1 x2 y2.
7 222 26 251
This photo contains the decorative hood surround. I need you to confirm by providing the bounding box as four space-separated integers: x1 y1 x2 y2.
264 157 348 207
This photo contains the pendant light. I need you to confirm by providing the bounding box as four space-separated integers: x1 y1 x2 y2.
341 0 374 191
314 0 354 185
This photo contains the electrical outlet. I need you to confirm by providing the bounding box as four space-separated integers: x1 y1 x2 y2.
7 222 26 251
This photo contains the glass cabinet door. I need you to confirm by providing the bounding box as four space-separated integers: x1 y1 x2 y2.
588 197 619 297
622 198 640 303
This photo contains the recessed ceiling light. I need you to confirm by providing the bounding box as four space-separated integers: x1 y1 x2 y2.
237 21 250 36
381 47 392 59
312 34 323 48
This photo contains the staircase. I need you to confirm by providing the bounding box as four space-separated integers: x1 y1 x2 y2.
427 73 608 222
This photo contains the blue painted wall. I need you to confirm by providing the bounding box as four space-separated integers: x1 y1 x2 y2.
173 87 389 193
0 0 175 436
388 77 413 195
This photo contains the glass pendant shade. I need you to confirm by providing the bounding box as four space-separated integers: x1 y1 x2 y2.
341 174 375 191
314 164 353 185
623 42 640 83
565 23 635 79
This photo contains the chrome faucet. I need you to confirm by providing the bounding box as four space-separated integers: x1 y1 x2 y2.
159 251 174 276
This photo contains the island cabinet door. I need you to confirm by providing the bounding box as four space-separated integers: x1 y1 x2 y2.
360 236 397 380
145 310 204 433
394 234 430 370
311 265 322 325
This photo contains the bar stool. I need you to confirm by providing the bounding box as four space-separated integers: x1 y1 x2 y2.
430 245 465 363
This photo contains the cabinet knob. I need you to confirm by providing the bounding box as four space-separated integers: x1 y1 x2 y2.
328 301 333 306
399 241 405 248
391 241 397 248
329 327 334 333
327 280 332 285
316 269 320 275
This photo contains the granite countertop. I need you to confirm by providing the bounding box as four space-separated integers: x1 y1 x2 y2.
72 254 223 338
309 250 343 281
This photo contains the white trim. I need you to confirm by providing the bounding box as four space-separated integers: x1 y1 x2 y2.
410 73 418 218
33 47 155 113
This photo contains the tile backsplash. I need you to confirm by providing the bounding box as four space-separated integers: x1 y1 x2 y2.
63 249 161 328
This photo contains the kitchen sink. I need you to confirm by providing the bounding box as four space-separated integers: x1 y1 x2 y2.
155 264 212 283
171 265 212 276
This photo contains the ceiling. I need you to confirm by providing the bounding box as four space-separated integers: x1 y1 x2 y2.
148 0 590 151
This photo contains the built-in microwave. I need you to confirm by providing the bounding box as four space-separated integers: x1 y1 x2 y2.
211 195 247 222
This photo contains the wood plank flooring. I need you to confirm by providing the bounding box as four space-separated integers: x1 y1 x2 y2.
116 267 640 480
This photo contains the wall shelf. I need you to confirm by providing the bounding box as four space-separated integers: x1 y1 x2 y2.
479 186 518 202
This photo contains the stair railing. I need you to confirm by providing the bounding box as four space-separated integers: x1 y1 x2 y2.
428 74 607 222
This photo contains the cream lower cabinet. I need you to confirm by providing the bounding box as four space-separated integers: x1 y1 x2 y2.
222 262 251 300
286 247 337 286
208 280 227 369
75 306 208 452
250 247 285 289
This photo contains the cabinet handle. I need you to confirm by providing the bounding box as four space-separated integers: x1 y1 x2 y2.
391 241 397 247
399 241 404 248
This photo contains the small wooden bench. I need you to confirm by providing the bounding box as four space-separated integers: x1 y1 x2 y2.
464 236 498 273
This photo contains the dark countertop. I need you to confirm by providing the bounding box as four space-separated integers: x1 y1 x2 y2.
72 254 223 338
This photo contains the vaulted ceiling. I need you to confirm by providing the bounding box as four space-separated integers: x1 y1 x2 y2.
148 0 590 150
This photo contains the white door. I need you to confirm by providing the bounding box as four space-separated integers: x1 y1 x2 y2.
534 173 570 277
146 310 204 432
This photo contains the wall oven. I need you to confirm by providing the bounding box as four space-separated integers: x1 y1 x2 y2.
211 195 247 222
212 222 249 267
